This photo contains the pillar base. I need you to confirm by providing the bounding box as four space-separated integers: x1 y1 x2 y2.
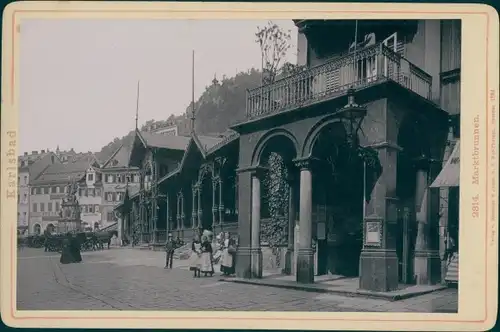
284 247 294 275
235 247 252 279
414 250 441 285
251 247 263 278
296 248 314 284
359 249 398 292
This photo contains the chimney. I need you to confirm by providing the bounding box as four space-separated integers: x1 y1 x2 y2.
24 152 28 156
32 151 38 155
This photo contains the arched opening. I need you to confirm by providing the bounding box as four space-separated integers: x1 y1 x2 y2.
310 121 364 277
396 114 431 284
94 222 100 231
34 224 41 235
199 167 214 232
46 223 55 234
258 135 298 270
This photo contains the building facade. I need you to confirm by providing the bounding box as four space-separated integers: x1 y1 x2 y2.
28 159 96 234
76 166 103 231
100 144 140 231
17 150 57 233
116 19 461 290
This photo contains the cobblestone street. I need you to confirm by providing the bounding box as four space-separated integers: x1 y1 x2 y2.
17 248 458 312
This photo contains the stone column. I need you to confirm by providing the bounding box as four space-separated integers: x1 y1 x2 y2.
295 158 314 284
235 168 254 279
191 183 197 229
166 193 170 233
212 177 218 231
197 182 202 231
359 146 399 292
414 160 441 285
284 171 296 275
176 193 181 238
251 170 263 278
180 192 185 240
218 178 224 228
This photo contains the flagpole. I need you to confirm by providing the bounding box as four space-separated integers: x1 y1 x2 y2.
135 80 140 130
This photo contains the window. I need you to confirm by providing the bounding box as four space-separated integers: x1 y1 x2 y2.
51 186 57 194
31 188 36 195
88 205 94 213
96 188 101 196
48 202 52 212
18 176 20 184
95 205 100 213
41 187 45 195
82 205 87 213
87 173 94 181
36 187 41 195
40 203 45 212
116 192 123 201
112 192 117 202
23 176 27 184
117 175 122 183
107 212 117 222
89 188 95 196
79 188 84 196
32 203 37 212
23 193 27 203
55 201 60 211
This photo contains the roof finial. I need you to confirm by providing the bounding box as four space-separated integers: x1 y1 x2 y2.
135 80 141 131
190 50 196 135
212 72 219 86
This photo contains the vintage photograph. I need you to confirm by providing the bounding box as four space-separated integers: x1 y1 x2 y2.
16 18 460 313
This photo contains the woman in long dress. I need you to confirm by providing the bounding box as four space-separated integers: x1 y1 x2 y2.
60 233 75 264
220 232 235 276
200 232 214 277
188 234 202 278
71 233 82 263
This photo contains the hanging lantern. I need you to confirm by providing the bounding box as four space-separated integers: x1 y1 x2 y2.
338 88 367 146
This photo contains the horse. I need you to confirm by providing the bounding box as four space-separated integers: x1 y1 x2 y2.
94 230 119 250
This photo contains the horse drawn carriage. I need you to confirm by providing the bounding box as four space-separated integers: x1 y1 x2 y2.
21 230 119 252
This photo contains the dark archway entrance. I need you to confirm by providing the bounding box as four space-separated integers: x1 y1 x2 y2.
310 121 364 277
200 171 214 232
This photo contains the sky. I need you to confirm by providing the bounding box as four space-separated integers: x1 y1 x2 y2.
19 19 297 154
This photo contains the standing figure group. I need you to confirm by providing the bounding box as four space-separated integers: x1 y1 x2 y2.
60 232 82 264
189 230 215 278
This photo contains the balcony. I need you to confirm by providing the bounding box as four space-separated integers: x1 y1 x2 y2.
246 43 433 120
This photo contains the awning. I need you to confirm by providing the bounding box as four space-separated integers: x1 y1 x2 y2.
430 140 460 188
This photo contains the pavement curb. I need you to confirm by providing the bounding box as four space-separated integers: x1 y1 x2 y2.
217 278 447 302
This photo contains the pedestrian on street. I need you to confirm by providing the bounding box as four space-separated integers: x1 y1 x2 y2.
164 233 176 269
60 232 76 264
70 232 82 263
200 230 214 277
188 234 202 277
221 235 236 277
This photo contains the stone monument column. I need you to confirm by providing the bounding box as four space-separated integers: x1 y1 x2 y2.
359 145 399 292
250 168 264 278
294 158 314 284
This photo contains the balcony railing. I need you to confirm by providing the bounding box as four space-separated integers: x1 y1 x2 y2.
246 43 433 120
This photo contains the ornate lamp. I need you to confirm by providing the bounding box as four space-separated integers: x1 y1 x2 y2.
338 88 367 147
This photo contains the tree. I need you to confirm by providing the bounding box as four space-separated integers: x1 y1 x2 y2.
255 21 293 84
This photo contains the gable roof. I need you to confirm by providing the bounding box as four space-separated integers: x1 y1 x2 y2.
31 159 92 185
102 144 132 169
138 131 191 151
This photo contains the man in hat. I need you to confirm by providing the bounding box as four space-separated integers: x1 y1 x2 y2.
164 233 176 269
